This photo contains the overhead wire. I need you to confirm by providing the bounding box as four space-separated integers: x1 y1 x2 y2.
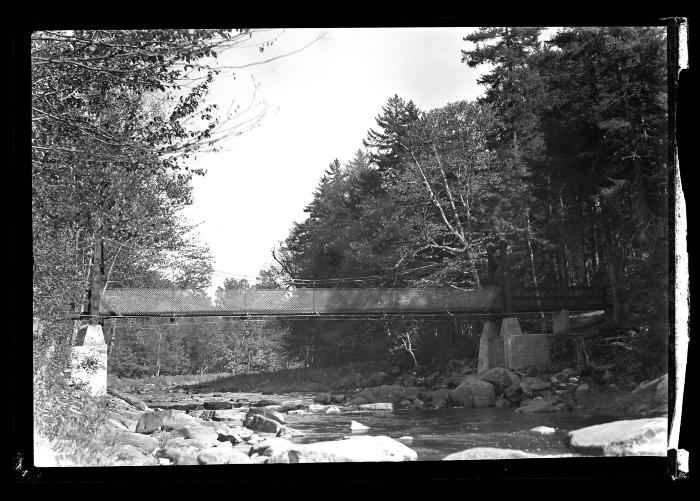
101 234 468 286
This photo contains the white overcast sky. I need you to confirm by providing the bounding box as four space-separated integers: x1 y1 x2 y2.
180 27 491 291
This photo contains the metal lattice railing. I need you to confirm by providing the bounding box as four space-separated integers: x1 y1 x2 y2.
97 286 611 317
99 286 504 316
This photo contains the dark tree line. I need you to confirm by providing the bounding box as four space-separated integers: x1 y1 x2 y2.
33 27 670 380
268 26 669 374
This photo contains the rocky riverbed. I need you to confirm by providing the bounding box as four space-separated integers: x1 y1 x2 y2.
60 362 669 466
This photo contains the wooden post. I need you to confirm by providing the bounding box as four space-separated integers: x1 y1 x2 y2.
87 237 104 326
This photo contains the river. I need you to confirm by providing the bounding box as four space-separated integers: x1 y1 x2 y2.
179 391 620 460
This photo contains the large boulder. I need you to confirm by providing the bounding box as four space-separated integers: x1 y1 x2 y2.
247 407 286 424
519 376 551 396
212 422 250 444
203 400 233 410
567 417 667 456
243 413 284 434
444 373 468 388
197 442 253 464
249 437 297 457
337 372 364 389
314 392 332 404
115 431 158 453
279 399 306 412
135 411 168 434
448 378 496 407
477 367 521 395
347 385 420 405
429 389 450 409
180 426 220 446
161 445 200 465
211 409 247 422
443 447 540 460
252 398 280 407
266 436 417 463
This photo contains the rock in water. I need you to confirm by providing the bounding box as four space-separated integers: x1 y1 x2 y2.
530 426 556 435
247 407 286 424
443 448 540 460
575 383 590 393
567 417 667 456
448 378 496 407
244 413 284 434
350 420 370 431
429 389 450 409
314 392 332 404
279 399 306 412
476 367 521 395
347 385 419 405
203 401 233 410
358 402 393 411
266 435 417 463
277 426 305 439
325 405 341 414
519 376 551 396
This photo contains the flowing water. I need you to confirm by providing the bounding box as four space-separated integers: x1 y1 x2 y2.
285 405 617 460
187 391 619 461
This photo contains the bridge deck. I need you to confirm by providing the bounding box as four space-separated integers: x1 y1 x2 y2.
96 286 611 318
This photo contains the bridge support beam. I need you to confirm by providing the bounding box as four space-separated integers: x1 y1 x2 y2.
477 320 500 373
500 317 521 371
552 309 570 335
70 325 108 397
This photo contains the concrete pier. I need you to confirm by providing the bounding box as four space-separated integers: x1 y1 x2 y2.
70 325 108 397
477 316 551 372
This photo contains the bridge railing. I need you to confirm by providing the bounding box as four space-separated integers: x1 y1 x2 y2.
100 286 504 316
511 287 612 311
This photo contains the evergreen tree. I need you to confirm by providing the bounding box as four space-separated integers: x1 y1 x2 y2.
363 94 421 184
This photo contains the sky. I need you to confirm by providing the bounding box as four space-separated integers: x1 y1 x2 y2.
180 28 490 292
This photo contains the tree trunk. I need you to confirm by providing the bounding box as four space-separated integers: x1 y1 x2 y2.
155 330 162 378
524 211 545 329
500 241 513 314
87 236 104 325
108 319 117 356
603 216 627 324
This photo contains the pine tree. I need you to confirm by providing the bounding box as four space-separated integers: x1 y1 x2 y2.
363 94 421 183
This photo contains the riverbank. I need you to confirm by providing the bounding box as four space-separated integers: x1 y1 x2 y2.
34 359 668 466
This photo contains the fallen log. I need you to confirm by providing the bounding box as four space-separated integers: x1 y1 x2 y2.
107 387 150 411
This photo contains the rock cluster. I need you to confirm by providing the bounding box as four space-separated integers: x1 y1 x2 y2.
100 364 669 465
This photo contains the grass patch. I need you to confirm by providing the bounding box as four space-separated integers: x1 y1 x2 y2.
34 379 122 466
108 372 229 392
192 360 388 393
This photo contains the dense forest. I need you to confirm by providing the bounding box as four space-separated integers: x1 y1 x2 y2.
33 27 671 383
